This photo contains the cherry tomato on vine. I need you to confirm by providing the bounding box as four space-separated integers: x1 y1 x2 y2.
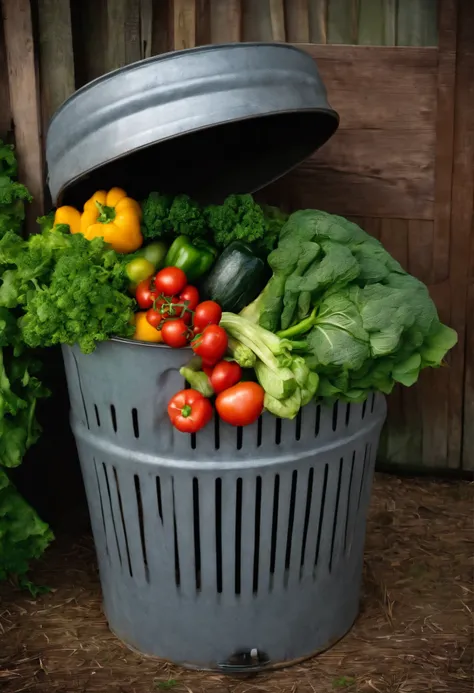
210 361 242 394
154 267 187 296
179 285 200 312
146 297 180 328
193 301 222 332
216 382 264 427
146 308 163 329
191 324 228 366
161 318 190 348
135 278 159 310
168 389 213 433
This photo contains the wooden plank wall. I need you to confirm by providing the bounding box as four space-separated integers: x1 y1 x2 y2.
1 0 474 474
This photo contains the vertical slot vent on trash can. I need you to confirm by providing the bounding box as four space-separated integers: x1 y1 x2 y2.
275 419 282 445
113 468 133 577
102 463 122 568
284 471 298 577
345 403 351 427
329 458 343 573
156 477 163 523
344 451 356 554
215 478 223 593
357 444 370 511
332 401 339 431
295 410 302 441
257 416 263 447
172 479 181 587
270 475 280 576
132 408 139 438
371 392 376 413
193 478 201 591
235 478 243 594
362 399 367 420
214 415 220 450
315 405 321 437
94 405 101 427
134 474 149 581
72 351 89 429
236 427 243 450
93 458 109 557
253 476 262 593
110 404 118 432
314 464 328 569
299 467 314 573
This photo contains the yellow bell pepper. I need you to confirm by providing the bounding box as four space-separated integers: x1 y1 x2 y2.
132 312 163 343
54 205 81 235
81 187 143 254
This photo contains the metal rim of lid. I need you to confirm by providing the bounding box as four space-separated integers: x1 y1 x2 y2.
49 42 331 122
46 42 339 205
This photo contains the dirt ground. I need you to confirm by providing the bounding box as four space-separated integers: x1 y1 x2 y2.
0 474 472 693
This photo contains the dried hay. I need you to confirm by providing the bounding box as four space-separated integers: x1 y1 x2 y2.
0 474 472 693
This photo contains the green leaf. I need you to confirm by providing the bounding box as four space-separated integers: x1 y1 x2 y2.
392 353 422 387
420 323 458 367
0 470 53 580
0 141 18 178
307 293 370 371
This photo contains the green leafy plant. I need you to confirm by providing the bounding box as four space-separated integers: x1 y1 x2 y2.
0 141 53 581
241 209 457 406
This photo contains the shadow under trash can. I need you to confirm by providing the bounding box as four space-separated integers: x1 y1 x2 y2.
49 43 387 671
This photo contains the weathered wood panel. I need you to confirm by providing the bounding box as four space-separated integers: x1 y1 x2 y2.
456 0 474 472
0 11 12 138
286 129 435 219
173 0 197 49
37 0 75 131
1 0 44 230
266 46 437 220
433 0 457 285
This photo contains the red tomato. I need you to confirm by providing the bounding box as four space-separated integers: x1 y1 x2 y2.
210 361 242 394
194 301 222 331
146 308 163 328
179 285 200 312
216 382 264 427
191 324 228 366
161 319 190 348
202 365 214 378
168 389 213 433
135 278 159 310
146 297 180 327
154 267 187 296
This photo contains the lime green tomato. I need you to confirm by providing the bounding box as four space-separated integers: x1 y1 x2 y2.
126 257 155 285
138 241 168 269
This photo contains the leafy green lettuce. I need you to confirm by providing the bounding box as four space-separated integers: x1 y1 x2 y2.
247 210 457 403
0 141 53 580
0 468 53 580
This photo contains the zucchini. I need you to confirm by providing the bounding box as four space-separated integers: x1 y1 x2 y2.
201 241 269 313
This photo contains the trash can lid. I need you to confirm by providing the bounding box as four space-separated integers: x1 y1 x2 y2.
46 43 339 206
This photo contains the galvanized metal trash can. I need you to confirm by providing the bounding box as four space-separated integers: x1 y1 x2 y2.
62 339 386 671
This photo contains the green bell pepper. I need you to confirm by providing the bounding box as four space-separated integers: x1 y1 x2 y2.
164 235 217 282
